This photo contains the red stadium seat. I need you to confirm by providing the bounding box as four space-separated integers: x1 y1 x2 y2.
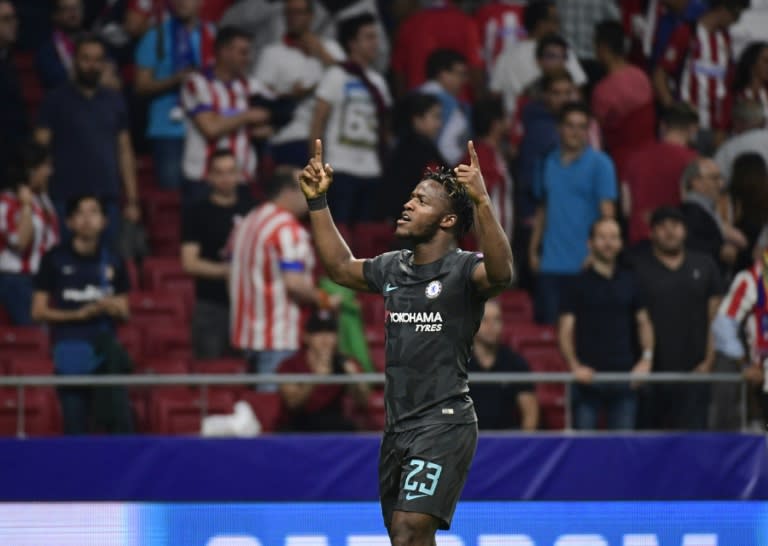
506 323 557 352
0 327 49 360
137 357 190 375
143 326 192 361
520 346 567 430
117 325 144 363
0 388 62 437
129 291 187 324
142 257 195 315
124 258 140 292
366 389 386 431
4 357 54 376
149 389 235 435
351 222 395 258
369 340 386 372
191 359 246 375
239 391 281 432
497 290 533 322
142 189 181 256
0 305 11 326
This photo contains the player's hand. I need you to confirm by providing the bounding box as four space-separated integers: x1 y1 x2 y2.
300 139 334 199
630 358 652 389
744 363 764 386
454 141 490 205
572 363 595 385
17 185 34 207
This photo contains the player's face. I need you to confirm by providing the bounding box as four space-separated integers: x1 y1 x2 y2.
538 45 567 75
412 104 442 141
74 42 105 88
170 0 201 20
351 24 379 65
589 219 622 263
559 111 589 151
395 180 453 241
28 158 53 192
55 0 83 32
284 0 312 35
476 301 502 346
67 199 106 240
208 156 239 195
651 219 686 254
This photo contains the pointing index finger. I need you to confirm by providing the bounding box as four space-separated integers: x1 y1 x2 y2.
468 140 479 167
314 139 323 162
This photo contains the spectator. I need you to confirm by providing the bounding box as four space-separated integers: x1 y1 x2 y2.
379 93 444 222
632 207 723 430
308 13 391 226
126 0 230 39
592 20 656 170
474 0 526 73
555 0 620 81
31 195 133 434
468 300 539 431
729 153 768 272
558 217 654 431
218 0 282 69
640 0 709 69
277 308 369 431
653 0 749 153
255 0 345 168
490 0 586 119
180 26 272 211
0 0 26 185
391 0 483 98
515 70 576 290
714 99 768 182
529 102 617 325
35 34 140 247
229 170 337 390
134 0 216 191
711 248 768 430
679 157 747 273
516 34 572 108
733 41 768 120
419 49 470 166
464 97 513 241
0 144 58 325
36 0 85 90
181 149 252 360
621 102 699 245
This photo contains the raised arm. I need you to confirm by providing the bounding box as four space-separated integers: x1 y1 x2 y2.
455 141 514 297
300 139 369 291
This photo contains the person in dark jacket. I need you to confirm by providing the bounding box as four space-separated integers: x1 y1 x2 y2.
379 92 445 222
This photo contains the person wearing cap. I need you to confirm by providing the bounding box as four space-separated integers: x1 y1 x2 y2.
277 308 369 431
631 206 724 430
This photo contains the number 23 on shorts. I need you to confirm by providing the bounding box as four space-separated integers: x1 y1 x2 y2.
403 459 443 500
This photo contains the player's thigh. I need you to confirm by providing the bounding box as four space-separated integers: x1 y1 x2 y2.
379 430 402 530
395 422 478 530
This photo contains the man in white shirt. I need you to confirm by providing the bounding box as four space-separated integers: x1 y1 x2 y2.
490 0 586 118
714 99 768 184
256 0 345 167
309 12 391 225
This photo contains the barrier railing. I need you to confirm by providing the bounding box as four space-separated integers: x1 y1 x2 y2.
0 372 748 436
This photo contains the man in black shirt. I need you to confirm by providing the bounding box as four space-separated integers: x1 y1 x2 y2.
632 207 723 430
181 150 253 359
469 300 538 430
559 218 654 430
300 139 513 542
32 195 132 434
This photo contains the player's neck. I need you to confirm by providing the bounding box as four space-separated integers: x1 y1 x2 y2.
411 239 457 265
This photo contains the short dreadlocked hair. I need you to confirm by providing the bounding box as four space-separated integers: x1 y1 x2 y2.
422 166 474 238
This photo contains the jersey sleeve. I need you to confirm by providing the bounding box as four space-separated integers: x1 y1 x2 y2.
181 72 214 116
460 251 485 290
659 24 692 76
595 153 618 201
135 28 158 69
315 67 344 105
363 251 400 293
34 250 56 293
275 224 312 272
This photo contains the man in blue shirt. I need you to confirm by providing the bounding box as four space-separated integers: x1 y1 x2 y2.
32 195 132 434
35 34 140 247
135 0 215 190
529 101 617 324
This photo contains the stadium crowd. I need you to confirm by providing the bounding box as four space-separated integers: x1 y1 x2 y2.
1 0 768 435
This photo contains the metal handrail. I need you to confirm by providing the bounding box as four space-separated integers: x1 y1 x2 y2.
2 372 749 436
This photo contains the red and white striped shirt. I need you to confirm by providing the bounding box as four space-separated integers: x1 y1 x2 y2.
229 202 315 351
474 1 526 72
0 191 59 274
181 69 270 182
660 23 733 130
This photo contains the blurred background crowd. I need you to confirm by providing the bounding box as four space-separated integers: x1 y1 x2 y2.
2 0 768 436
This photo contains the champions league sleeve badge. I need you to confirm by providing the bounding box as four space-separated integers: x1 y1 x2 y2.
425 280 442 299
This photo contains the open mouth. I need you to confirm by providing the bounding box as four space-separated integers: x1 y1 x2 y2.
397 212 411 225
